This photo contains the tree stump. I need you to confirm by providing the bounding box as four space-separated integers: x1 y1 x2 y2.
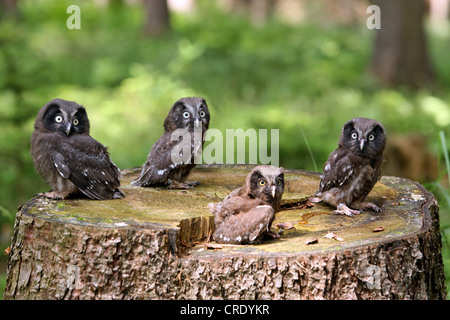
3 165 447 299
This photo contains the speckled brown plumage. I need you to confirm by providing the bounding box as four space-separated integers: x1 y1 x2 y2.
210 165 284 244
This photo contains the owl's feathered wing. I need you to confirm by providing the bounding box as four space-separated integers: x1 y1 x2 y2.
319 147 357 193
53 135 124 200
210 187 255 224
131 132 196 187
212 201 274 245
210 165 284 244
317 146 383 207
210 186 275 244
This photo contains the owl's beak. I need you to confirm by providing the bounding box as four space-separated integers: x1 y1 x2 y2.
359 138 365 151
194 118 200 129
64 123 72 136
271 185 276 198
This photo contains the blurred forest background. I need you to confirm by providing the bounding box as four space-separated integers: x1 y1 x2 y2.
1 0 450 298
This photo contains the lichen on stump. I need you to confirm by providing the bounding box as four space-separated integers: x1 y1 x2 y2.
3 165 447 299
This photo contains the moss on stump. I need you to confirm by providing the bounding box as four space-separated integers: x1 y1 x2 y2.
3 165 447 299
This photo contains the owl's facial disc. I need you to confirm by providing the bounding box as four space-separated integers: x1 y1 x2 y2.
49 108 72 136
349 128 367 152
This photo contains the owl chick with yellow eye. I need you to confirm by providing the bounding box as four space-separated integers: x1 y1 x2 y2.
209 165 284 245
310 117 386 216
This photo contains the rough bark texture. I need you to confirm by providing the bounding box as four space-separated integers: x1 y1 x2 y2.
3 165 447 300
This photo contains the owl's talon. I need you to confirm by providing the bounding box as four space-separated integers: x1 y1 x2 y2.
333 204 360 216
353 202 381 212
42 191 69 200
168 180 193 190
168 180 201 189
308 197 322 203
264 230 280 239
366 204 381 212
33 193 45 198
364 204 381 212
187 180 201 187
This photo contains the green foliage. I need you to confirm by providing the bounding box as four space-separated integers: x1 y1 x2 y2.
0 273 5 300
424 131 450 299
1 0 450 297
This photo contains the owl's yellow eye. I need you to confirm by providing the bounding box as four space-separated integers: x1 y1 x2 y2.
258 179 266 186
183 111 190 119
351 132 358 139
277 179 282 186
73 118 79 126
55 115 63 123
369 134 375 141
199 110 206 118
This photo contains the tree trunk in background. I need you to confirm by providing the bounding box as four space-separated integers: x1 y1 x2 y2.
249 0 274 26
219 0 274 26
370 0 434 87
143 0 170 36
0 0 19 19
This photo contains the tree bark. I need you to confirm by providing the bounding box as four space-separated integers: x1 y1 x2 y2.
3 165 447 299
370 0 435 87
142 0 170 36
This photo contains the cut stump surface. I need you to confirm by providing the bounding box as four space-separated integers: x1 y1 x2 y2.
4 165 447 299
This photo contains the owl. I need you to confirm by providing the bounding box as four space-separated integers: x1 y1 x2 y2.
31 98 124 200
131 97 210 189
310 117 386 216
210 165 285 244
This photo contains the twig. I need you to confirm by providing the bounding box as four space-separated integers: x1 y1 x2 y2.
297 122 318 172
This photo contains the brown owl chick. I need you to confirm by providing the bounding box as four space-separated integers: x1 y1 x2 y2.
210 165 285 244
31 98 124 200
310 117 386 216
132 97 210 189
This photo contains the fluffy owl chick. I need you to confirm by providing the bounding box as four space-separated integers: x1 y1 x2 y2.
31 98 124 200
132 97 210 189
310 117 386 216
210 165 285 244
